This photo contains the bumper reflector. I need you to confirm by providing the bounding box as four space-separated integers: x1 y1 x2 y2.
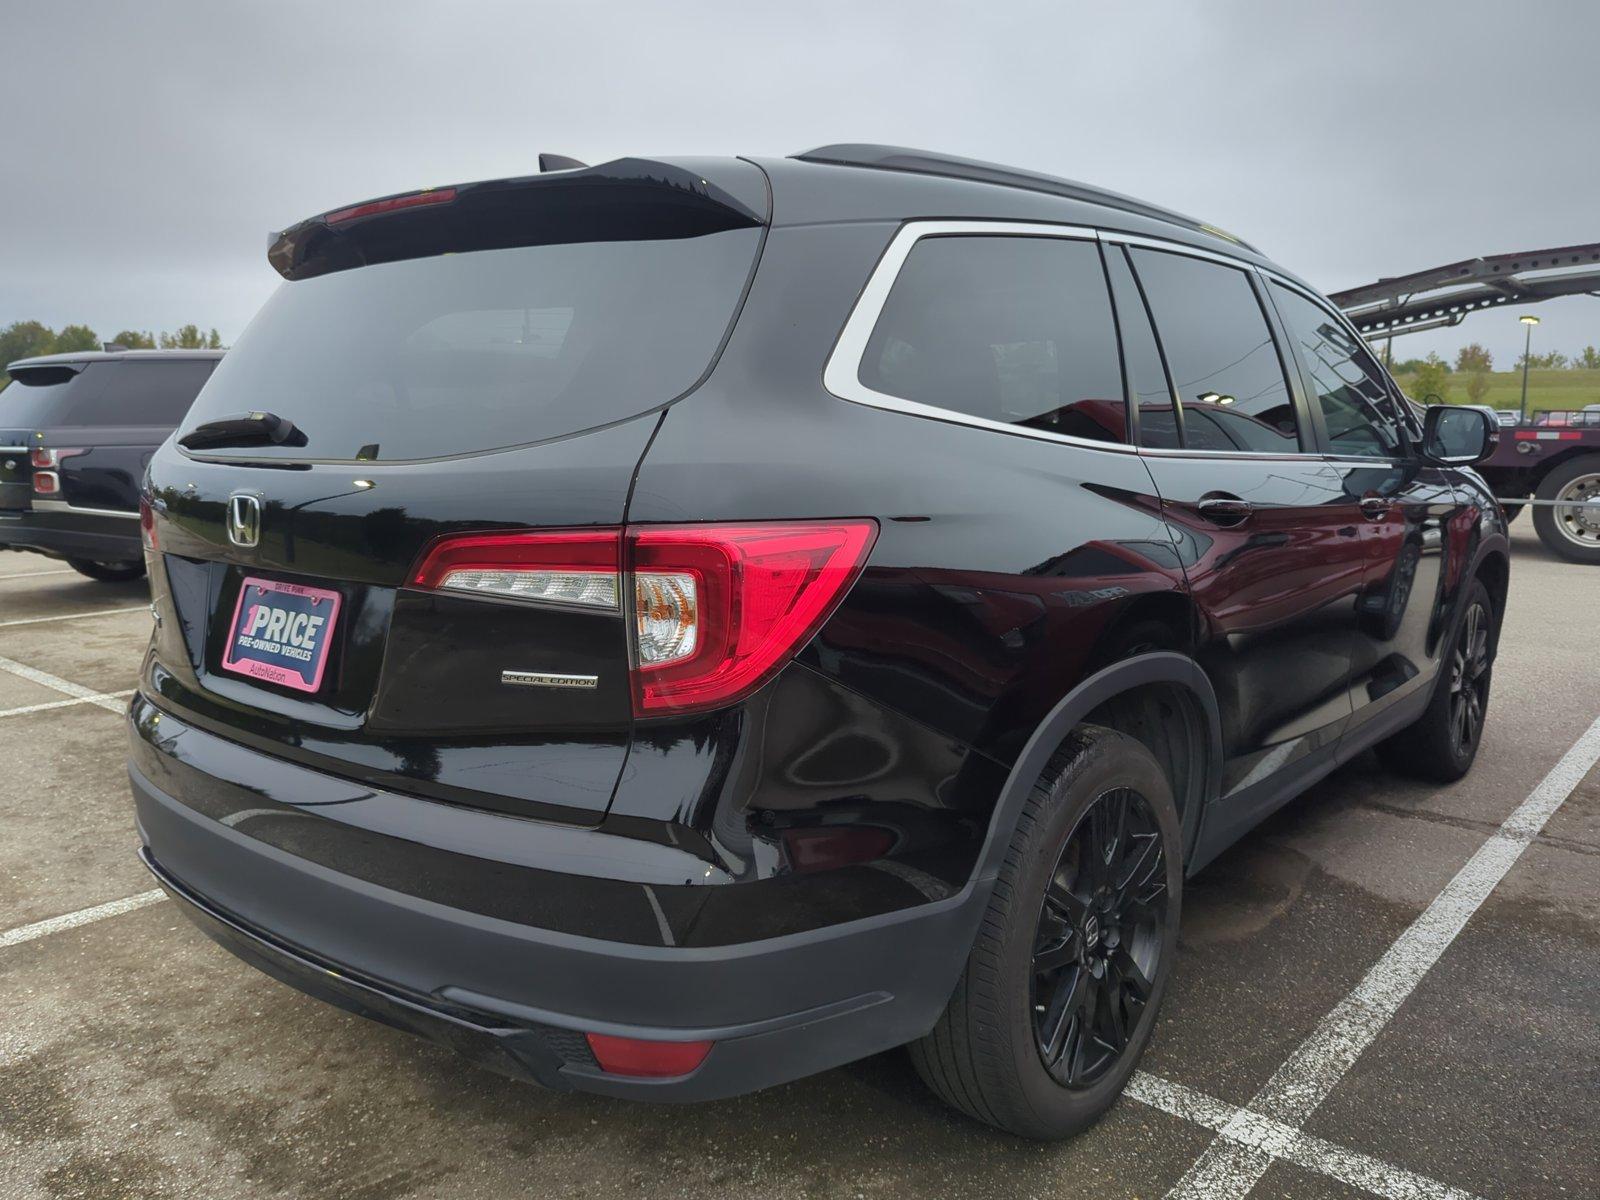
584 1032 713 1078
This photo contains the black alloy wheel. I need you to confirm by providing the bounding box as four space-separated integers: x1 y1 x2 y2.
911 726 1182 1139
1448 597 1491 758
1030 785 1167 1088
1376 577 1496 782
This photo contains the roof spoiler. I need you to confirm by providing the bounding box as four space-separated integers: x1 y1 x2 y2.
266 157 767 282
5 360 88 383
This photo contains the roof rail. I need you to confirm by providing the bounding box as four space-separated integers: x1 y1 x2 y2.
792 143 1256 253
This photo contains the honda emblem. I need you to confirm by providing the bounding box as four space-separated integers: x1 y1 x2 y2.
227 493 262 548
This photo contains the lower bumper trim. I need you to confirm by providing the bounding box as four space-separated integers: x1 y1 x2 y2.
141 846 586 1089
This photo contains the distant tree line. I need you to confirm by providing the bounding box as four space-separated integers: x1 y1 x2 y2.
1390 342 1600 376
1 319 224 385
1388 340 1600 405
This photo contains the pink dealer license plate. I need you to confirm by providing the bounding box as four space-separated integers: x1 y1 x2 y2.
220 577 342 693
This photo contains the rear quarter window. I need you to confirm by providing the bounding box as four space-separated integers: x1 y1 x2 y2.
857 235 1128 445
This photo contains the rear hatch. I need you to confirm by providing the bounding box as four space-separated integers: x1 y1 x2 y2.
143 158 767 823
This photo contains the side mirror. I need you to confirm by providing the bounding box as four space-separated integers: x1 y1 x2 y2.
1422 404 1498 466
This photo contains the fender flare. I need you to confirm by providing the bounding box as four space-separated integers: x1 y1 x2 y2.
1460 517 1510 623
971 651 1224 888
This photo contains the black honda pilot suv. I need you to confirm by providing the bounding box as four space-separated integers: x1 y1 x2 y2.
130 146 1508 1139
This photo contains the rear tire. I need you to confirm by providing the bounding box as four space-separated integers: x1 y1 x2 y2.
1531 455 1600 564
1375 578 1495 782
66 557 146 583
910 725 1181 1140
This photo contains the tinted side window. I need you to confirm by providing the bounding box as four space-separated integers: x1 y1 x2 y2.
860 235 1128 444
1130 249 1300 452
1270 283 1405 458
1104 246 1180 449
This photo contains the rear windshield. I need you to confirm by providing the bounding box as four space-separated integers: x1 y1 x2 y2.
179 229 762 462
0 360 216 429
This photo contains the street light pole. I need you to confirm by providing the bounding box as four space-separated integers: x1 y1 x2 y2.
1519 314 1541 423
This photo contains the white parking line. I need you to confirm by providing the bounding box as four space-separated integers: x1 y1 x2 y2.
1128 1074 1484 1200
1165 713 1600 1200
0 653 131 713
0 889 167 949
0 689 135 719
0 567 76 579
0 872 1493 1200
0 605 149 628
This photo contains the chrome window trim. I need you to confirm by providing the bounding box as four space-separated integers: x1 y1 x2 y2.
823 219 1333 462
1101 231 1261 271
31 498 139 519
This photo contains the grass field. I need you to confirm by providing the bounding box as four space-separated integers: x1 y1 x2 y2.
1389 366 1600 414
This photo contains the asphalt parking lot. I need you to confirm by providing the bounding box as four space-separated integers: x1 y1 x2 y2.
2 527 1596 1200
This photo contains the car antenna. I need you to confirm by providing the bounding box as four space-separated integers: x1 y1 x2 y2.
539 153 587 172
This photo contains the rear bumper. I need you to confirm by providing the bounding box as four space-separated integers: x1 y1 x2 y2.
129 705 986 1101
0 506 140 562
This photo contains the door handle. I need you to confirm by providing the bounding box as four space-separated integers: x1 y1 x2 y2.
1359 495 1392 521
1197 495 1254 526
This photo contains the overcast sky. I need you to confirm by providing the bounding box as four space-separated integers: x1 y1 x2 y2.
5 0 1599 369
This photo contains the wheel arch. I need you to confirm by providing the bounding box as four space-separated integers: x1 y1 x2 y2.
1474 546 1510 626
974 653 1223 885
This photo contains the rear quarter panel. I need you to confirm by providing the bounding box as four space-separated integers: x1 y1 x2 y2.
621 222 1190 906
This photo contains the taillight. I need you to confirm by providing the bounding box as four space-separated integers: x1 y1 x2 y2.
139 497 158 551
408 520 877 717
324 187 457 225
584 1033 713 1078
410 529 620 608
630 523 878 715
30 447 83 470
32 470 59 495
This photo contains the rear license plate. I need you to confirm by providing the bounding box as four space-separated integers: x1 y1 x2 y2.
221 576 341 693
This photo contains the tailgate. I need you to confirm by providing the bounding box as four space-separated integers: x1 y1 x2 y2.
144 418 657 824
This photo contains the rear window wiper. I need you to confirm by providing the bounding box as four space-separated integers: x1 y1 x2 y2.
179 411 307 450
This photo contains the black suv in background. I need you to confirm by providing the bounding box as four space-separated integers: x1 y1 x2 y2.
129 147 1507 1139
1 349 221 581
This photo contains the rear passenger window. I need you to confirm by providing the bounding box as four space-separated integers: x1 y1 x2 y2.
860 235 1127 444
1130 249 1301 453
1104 246 1180 449
1269 283 1406 458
